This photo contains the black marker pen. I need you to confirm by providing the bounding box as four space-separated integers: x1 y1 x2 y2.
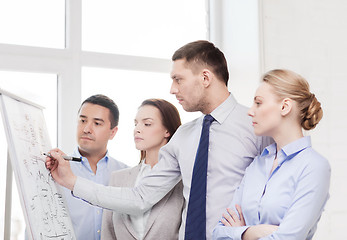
42 152 82 162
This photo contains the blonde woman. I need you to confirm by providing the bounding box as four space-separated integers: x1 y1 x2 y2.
213 69 330 240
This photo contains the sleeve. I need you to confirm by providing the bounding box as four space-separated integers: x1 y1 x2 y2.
72 141 182 215
260 156 331 240
212 170 250 240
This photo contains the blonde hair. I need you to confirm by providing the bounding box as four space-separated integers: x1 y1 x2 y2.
262 69 323 130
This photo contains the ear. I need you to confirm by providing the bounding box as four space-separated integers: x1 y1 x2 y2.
164 130 170 139
109 126 118 140
280 98 293 117
201 69 212 87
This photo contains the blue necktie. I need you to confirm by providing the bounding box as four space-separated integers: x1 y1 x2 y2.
185 114 215 240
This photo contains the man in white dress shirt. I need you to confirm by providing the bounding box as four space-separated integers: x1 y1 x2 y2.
46 40 271 240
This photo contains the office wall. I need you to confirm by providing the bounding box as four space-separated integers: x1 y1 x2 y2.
209 0 262 107
260 0 347 239
212 0 347 239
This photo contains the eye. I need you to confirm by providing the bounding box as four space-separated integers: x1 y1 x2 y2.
255 101 261 106
80 119 86 123
173 77 181 84
145 123 151 127
95 121 102 126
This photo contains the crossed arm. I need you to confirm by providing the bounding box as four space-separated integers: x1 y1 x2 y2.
213 155 330 240
220 204 278 240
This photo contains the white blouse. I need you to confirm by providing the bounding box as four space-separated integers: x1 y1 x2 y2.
129 160 152 240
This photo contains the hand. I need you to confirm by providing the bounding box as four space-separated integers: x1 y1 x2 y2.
45 148 66 171
45 148 77 190
242 224 279 240
221 204 245 227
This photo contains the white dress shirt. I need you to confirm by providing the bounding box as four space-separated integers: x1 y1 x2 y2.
130 160 152 240
73 94 271 240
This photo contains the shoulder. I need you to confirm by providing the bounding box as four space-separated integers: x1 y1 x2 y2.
110 165 138 177
109 165 140 184
300 148 331 173
166 117 201 144
288 147 331 187
107 155 129 169
176 117 200 134
225 101 271 154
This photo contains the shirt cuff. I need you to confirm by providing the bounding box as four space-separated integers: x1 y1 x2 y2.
213 225 249 240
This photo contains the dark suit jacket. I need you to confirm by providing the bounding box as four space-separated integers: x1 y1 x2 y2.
101 164 184 239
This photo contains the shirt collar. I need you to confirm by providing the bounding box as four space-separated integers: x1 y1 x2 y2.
261 143 277 157
140 159 151 168
73 147 109 165
281 136 311 158
261 136 312 164
202 93 237 124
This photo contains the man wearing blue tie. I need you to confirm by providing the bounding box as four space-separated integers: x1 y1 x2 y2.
46 40 271 240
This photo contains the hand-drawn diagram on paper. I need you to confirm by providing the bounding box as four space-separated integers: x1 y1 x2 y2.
0 93 75 240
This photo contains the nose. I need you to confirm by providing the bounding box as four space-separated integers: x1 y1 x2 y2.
83 122 92 133
134 124 141 134
170 81 178 95
248 106 255 117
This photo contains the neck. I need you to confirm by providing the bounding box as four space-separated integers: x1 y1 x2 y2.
144 149 159 168
202 89 229 114
272 123 303 152
79 148 106 173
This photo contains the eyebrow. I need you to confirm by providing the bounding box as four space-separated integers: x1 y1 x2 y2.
134 117 154 122
171 74 181 80
142 118 153 121
94 118 105 122
79 115 105 122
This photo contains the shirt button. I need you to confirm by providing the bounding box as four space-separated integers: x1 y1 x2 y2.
97 210 100 214
97 230 100 233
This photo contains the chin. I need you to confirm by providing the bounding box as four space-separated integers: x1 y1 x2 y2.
253 129 264 136
182 105 192 112
135 144 145 151
183 106 199 113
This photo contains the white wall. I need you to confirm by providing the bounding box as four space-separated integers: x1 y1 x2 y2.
260 0 347 239
209 0 261 107
212 0 347 239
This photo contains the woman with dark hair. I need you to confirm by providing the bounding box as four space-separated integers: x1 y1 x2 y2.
213 69 330 240
101 98 184 240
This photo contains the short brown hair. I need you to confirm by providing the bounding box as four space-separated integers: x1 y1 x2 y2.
172 40 229 86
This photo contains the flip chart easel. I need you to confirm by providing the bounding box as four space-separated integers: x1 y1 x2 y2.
0 89 75 240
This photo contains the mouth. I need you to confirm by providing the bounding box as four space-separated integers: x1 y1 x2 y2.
80 136 93 141
176 97 183 104
252 122 257 126
134 137 143 142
